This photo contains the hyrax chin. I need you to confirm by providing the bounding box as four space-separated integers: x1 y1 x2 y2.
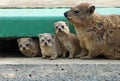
17 38 41 57
64 2 120 59
38 33 65 60
54 21 81 58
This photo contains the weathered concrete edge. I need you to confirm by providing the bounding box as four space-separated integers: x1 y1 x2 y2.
0 58 120 65
0 58 120 81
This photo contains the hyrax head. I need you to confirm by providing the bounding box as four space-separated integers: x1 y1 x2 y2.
64 2 96 24
54 21 70 34
38 33 55 47
17 38 33 51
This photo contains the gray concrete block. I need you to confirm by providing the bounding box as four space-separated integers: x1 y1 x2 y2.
0 58 120 81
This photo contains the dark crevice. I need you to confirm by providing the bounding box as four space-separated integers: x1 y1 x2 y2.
0 38 24 57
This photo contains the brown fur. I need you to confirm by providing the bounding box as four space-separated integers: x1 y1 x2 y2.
64 2 120 59
17 38 41 57
55 21 81 58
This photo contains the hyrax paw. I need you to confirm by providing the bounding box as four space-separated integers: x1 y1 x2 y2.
80 56 93 60
62 55 66 58
68 56 74 59
49 58 55 60
42 56 47 59
75 54 81 58
50 54 57 60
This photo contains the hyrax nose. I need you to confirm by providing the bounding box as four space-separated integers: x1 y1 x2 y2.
58 28 61 31
45 42 47 45
64 11 68 18
23 47 25 50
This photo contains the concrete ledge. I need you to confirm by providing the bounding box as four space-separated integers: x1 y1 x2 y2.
0 58 120 81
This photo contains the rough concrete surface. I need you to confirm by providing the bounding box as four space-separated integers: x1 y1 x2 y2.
0 0 120 8
0 58 120 81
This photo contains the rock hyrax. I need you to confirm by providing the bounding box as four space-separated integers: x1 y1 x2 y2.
64 2 120 59
38 33 65 60
55 21 81 58
17 38 41 57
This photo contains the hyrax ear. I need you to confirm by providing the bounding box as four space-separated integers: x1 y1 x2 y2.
87 5 95 15
54 23 56 27
54 23 58 29
17 39 20 43
38 34 43 38
65 21 69 26
51 34 55 39
28 38 32 42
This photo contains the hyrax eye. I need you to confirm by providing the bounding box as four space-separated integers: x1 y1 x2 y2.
56 26 58 29
48 39 51 42
19 44 22 47
61 25 64 29
41 39 44 42
74 10 79 14
26 44 29 47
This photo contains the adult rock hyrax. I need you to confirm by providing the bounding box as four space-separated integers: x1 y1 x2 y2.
38 33 65 60
17 38 41 57
64 2 120 59
55 21 81 58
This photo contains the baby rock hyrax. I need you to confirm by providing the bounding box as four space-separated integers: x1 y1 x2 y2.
17 38 41 57
55 21 81 58
38 33 65 60
64 2 120 59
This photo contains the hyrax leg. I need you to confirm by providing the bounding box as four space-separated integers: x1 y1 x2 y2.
114 54 120 60
68 50 75 59
42 54 47 59
75 53 81 58
80 55 93 60
80 50 94 60
50 53 57 60
79 40 88 58
62 50 67 58
79 48 88 58
103 50 120 60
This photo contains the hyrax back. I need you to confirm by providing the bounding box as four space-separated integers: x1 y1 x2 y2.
17 38 41 57
64 2 120 59
38 33 65 60
55 21 81 58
